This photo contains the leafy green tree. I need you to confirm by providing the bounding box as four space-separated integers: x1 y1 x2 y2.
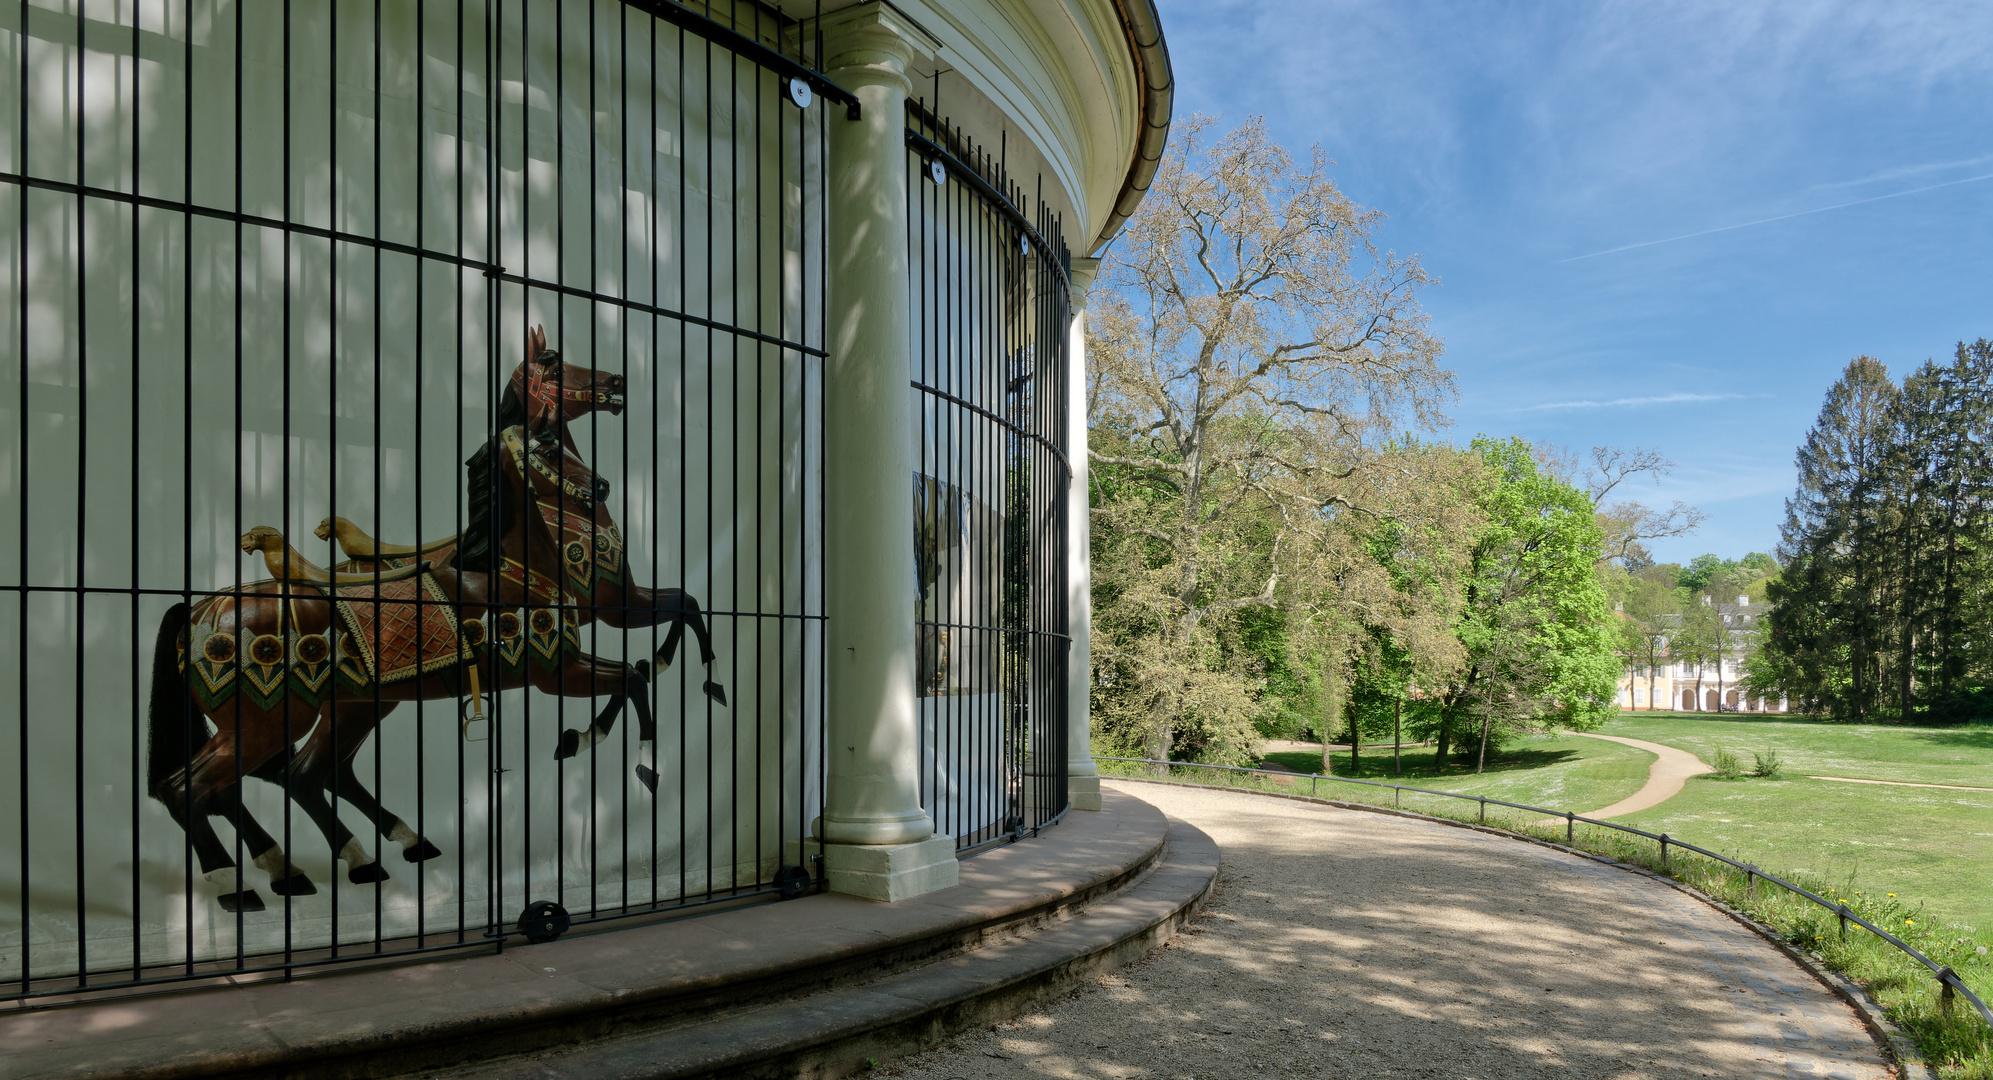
1671 597 1724 711
1431 437 1618 770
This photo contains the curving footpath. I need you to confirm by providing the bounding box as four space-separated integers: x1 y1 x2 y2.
896 782 1896 1080
1568 731 1713 817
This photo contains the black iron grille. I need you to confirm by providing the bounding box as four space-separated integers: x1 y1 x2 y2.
1 0 830 1000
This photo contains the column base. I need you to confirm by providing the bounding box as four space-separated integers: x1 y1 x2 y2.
822 834 959 902
1070 772 1103 812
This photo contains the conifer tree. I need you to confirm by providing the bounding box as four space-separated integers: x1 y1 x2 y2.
1769 357 1898 718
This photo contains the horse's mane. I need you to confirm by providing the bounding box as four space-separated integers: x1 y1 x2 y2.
459 383 527 572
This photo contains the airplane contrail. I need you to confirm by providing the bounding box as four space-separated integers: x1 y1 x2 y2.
1560 172 1993 262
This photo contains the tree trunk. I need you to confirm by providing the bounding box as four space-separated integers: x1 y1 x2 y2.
1348 703 1361 773
1476 712 1492 773
1647 641 1658 711
1434 713 1451 770
1393 698 1402 777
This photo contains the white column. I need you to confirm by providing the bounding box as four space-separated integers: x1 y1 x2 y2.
1066 258 1103 810
815 3 956 901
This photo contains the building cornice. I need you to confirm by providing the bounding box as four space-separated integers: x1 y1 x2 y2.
1089 0 1171 254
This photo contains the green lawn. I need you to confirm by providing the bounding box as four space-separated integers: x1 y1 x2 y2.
1596 712 1993 933
1260 714 1993 931
1261 732 1655 818
1604 710 1993 787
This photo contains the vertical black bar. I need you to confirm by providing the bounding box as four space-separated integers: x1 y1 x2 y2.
327 0 342 959
486 0 502 952
453 0 468 946
230 0 246 970
280 0 296 974
128 0 144 986
551 0 567 915
14 0 28 998
725 10 740 897
645 2 660 911
177 0 195 979
415 0 431 949
371 0 386 958
617 0 631 918
74 0 91 987
485 0 502 946
700 11 713 904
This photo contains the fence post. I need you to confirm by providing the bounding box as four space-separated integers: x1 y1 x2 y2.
1310 776 1317 798
1659 834 1669 871
1565 811 1573 844
1746 865 1756 900
1837 903 1848 941
1394 785 1400 810
1479 797 1486 824
1938 967 1957 1013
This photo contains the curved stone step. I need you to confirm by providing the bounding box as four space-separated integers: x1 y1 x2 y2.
2 791 1198 1080
439 814 1218 1080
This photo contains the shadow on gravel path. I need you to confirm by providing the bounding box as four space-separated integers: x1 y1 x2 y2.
890 782 1891 1080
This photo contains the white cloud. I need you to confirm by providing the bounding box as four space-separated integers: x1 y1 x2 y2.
1519 392 1756 412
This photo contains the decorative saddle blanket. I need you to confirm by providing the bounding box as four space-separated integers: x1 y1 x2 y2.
332 571 476 685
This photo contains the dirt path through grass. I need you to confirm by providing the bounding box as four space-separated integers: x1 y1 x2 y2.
1566 732 1712 817
892 783 1893 1080
1808 775 1993 792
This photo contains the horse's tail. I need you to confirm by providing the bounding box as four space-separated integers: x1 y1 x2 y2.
146 603 196 798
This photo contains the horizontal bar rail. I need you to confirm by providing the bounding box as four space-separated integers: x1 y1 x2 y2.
1098 756 1993 1030
0 171 826 360
904 128 1070 294
621 0 860 118
909 379 1072 480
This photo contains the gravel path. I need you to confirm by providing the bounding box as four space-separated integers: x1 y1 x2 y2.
1565 733 1712 818
890 782 1892 1080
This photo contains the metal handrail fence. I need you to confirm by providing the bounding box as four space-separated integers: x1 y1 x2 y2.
1098 756 1993 1030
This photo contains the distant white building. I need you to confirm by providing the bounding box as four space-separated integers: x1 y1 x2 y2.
1618 596 1790 713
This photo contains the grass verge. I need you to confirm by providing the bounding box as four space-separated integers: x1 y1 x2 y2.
1099 760 1993 1078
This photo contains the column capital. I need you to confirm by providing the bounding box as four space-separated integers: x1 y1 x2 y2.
1067 256 1103 311
817 2 940 96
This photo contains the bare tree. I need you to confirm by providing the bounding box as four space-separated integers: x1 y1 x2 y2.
1579 446 1705 568
1087 116 1456 763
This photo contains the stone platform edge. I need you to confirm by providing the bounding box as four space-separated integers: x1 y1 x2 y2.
452 816 1220 1080
1109 776 1927 1080
3 790 1170 1080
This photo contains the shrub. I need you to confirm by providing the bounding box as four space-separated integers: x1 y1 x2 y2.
1712 748 1743 779
1751 749 1784 779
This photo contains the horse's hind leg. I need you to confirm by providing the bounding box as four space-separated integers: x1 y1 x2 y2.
542 653 647 760
154 776 267 914
208 778 317 898
315 702 444 873
163 708 297 913
654 590 726 707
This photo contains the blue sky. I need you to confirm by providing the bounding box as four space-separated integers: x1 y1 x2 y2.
1151 0 1993 565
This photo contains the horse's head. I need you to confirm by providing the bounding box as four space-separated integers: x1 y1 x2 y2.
510 324 627 432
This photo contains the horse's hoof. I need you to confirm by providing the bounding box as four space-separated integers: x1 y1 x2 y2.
404 839 444 863
269 873 317 897
703 681 728 707
634 659 652 683
554 728 582 760
348 863 390 885
218 889 266 914
635 765 658 794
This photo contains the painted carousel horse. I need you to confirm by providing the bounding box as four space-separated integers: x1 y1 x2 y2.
146 326 724 912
